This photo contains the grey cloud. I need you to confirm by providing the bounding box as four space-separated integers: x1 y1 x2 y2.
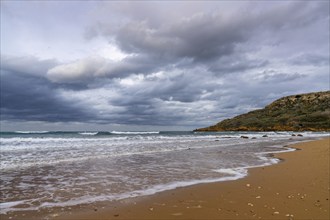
256 70 307 84
290 54 330 66
46 55 171 83
1 55 57 77
0 68 94 123
258 1 329 31
95 1 328 61
1 1 329 130
208 56 269 74
45 2 329 85
113 13 249 62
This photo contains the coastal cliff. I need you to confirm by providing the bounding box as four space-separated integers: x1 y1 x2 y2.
195 91 330 132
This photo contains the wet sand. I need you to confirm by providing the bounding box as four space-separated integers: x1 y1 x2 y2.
2 138 329 219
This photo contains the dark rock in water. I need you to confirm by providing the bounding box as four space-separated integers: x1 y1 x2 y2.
262 135 268 137
240 136 249 139
297 134 303 137
215 140 219 141
251 137 257 139
291 134 296 136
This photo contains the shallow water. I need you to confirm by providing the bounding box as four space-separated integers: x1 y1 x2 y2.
0 131 328 214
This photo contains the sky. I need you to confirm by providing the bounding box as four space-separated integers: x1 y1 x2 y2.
0 1 329 131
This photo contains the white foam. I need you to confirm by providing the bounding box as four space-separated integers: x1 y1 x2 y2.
111 131 160 135
0 200 32 214
215 168 248 179
78 132 98 136
14 131 49 134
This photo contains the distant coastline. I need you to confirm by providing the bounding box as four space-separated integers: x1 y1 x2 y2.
195 91 330 132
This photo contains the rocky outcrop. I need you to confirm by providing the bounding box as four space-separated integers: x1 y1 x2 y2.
195 91 330 132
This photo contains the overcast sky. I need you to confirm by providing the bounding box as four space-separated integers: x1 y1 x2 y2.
1 1 329 131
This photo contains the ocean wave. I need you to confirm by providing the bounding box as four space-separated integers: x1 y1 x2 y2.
14 131 50 134
78 132 98 136
110 131 160 135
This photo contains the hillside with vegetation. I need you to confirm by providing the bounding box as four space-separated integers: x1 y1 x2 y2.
195 91 330 132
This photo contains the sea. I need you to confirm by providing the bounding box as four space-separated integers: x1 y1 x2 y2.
0 131 328 215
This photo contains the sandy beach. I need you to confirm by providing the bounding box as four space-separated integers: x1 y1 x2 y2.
55 138 329 220
2 137 329 220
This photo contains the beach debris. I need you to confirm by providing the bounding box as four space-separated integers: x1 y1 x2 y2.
286 214 294 218
314 200 322 207
257 186 262 189
256 196 261 199
273 211 280 215
276 192 280 195
246 183 251 187
149 207 154 211
247 203 254 207
240 136 249 139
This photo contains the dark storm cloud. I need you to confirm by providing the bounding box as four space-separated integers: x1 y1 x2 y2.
1 1 329 130
0 68 94 122
96 1 328 61
1 55 57 76
113 15 246 62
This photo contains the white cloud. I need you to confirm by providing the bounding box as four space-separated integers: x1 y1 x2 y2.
47 57 108 83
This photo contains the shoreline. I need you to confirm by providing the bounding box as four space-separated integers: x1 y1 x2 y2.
2 138 329 219
66 138 329 220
